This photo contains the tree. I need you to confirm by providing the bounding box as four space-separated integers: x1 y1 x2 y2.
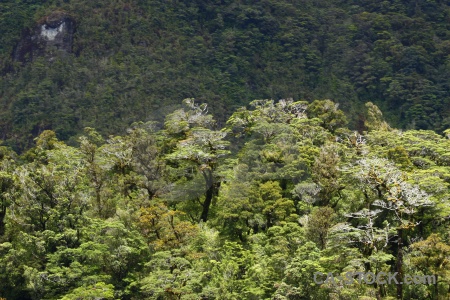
165 99 230 222
311 143 344 207
23 218 148 300
138 201 198 250
60 282 115 300
78 127 113 218
354 157 434 299
0 146 16 237
139 251 203 299
364 102 391 131
273 242 327 299
306 206 336 250
409 234 450 299
202 241 254 299
127 122 168 201
306 100 348 133
11 131 89 233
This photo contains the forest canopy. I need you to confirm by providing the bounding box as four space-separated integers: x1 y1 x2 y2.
0 99 449 299
1 0 450 298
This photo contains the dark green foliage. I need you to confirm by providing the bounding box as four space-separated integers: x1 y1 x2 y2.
0 0 450 297
1 0 450 150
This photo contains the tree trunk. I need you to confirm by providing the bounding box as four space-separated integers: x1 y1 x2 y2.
434 274 438 300
0 209 5 236
200 169 215 222
200 168 223 223
200 183 214 222
396 228 403 300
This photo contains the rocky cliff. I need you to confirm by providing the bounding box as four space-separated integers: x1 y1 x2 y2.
13 11 75 63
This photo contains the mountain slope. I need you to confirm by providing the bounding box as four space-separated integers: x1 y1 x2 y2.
1 0 450 150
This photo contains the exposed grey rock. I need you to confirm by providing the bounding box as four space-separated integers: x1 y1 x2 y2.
13 11 75 63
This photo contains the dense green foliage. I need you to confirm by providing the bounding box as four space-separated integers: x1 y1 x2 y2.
1 0 450 150
1 1 450 298
0 99 449 299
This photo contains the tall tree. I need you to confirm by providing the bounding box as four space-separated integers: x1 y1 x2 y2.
0 146 16 237
355 157 434 299
165 99 230 222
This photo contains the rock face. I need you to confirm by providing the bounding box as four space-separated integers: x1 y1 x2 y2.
13 11 75 63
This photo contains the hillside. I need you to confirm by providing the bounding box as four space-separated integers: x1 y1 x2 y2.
1 0 450 150
1 2 450 299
